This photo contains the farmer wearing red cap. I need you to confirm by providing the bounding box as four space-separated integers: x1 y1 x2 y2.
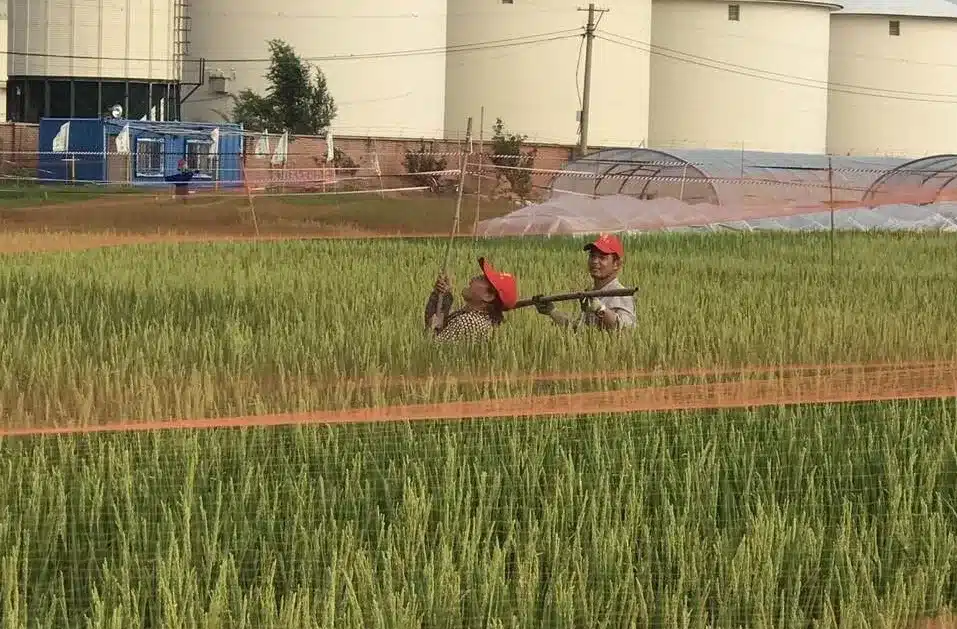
533 233 636 331
425 257 519 342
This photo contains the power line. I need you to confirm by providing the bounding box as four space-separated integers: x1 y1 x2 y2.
600 31 957 104
605 30 957 97
2 30 581 65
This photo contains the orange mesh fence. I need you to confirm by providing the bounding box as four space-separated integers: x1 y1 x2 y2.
2 141 956 235
2 360 954 437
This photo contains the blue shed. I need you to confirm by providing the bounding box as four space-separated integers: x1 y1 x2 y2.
37 118 245 189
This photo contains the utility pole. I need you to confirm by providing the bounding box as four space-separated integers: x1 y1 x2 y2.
577 3 608 158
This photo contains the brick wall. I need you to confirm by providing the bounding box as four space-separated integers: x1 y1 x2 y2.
0 123 40 175
241 133 577 199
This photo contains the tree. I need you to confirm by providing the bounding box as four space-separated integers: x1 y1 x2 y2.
404 140 449 193
489 118 536 201
225 39 337 135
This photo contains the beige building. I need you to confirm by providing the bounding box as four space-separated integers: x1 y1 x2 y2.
7 0 957 161
6 0 182 120
649 0 839 153
182 0 448 139
445 0 651 146
826 0 957 157
0 11 6 121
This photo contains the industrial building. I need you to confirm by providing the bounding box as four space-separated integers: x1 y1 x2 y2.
445 0 651 146
648 0 838 153
826 0 957 157
6 0 187 122
5 0 957 159
181 0 448 139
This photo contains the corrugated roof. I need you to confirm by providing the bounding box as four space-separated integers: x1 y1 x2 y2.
834 0 957 18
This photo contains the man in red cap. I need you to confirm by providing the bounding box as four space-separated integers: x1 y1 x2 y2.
533 233 636 331
425 257 519 342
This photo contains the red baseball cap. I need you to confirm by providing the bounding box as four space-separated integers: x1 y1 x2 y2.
584 233 624 257
478 257 518 310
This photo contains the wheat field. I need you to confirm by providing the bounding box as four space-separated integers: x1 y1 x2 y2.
0 231 955 628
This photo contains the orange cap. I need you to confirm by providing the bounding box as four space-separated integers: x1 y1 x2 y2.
478 257 518 310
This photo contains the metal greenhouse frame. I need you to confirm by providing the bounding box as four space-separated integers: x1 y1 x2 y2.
551 148 910 208
862 154 957 207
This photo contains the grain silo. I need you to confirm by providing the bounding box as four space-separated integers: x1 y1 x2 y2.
826 0 957 157
444 0 652 147
6 0 182 122
649 0 839 153
183 1 448 139
0 9 7 121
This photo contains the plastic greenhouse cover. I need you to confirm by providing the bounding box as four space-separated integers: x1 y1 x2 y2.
474 193 957 236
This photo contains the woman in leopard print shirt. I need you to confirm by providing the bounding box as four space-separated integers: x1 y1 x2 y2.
424 257 519 343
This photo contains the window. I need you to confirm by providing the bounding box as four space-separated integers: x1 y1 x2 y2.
728 4 740 20
128 83 150 120
73 81 99 118
889 19 900 35
186 140 216 177
48 81 71 118
136 138 165 177
502 0 513 4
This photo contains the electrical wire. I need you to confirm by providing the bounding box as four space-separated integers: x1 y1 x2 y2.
1 30 580 64
605 30 957 97
600 30 957 103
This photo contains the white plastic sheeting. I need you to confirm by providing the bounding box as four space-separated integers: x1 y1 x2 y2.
475 193 957 236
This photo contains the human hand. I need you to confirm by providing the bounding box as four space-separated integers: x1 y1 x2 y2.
580 296 605 314
434 274 452 294
532 295 554 315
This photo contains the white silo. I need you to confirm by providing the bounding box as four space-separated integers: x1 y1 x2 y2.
649 0 838 153
183 1 448 139
7 0 181 121
0 9 7 121
826 0 957 157
444 0 652 147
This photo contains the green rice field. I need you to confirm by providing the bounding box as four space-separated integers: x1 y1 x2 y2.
0 232 956 627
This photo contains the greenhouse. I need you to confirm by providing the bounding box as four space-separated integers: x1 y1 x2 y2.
549 148 908 208
862 154 957 207
476 148 957 236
